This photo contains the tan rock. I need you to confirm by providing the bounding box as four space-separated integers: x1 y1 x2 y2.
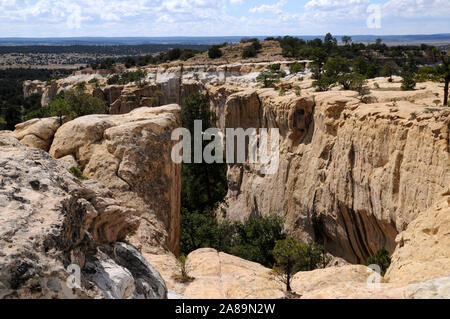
0 135 166 299
220 87 450 264
12 117 63 151
147 249 285 299
385 193 450 284
49 105 182 256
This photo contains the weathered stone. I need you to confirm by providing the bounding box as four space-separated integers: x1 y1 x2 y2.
0 136 166 299
49 106 182 256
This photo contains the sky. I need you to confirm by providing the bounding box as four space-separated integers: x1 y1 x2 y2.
0 0 449 37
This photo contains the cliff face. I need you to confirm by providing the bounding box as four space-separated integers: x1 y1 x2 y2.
48 106 182 256
216 86 449 263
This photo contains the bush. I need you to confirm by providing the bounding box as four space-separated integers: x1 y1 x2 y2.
227 215 286 268
47 88 109 124
107 70 146 85
180 213 286 268
401 73 416 91
242 46 257 59
289 62 305 75
0 117 7 130
366 247 391 276
69 167 88 180
208 46 223 59
242 39 262 59
174 255 194 283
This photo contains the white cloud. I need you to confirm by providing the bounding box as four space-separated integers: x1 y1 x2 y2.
249 0 287 14
381 0 450 18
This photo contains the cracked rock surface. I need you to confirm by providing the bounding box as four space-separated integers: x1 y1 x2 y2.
0 135 167 299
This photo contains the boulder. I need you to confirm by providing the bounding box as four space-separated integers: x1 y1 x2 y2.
0 136 167 299
12 117 63 151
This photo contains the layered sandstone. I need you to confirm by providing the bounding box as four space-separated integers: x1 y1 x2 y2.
385 192 450 284
49 106 182 256
218 82 449 264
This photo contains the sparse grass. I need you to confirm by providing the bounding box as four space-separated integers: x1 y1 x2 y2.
173 255 195 283
69 167 88 180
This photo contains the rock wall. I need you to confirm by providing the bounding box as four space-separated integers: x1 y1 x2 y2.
48 106 182 256
0 136 167 299
217 87 450 264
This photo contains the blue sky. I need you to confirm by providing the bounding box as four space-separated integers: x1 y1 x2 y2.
0 0 448 37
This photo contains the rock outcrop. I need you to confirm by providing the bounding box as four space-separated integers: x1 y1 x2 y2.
147 248 285 299
147 247 450 299
0 136 167 299
49 106 182 256
219 85 450 264
385 193 450 284
11 117 63 151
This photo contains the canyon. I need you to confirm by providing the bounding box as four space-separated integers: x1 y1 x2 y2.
2 52 449 298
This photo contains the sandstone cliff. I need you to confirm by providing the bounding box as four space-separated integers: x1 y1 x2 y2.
217 81 449 264
48 106 182 256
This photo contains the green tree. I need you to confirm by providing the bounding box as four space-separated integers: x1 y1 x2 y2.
228 215 286 268
48 89 109 125
289 62 305 75
324 56 350 79
350 73 371 102
272 237 303 292
383 61 398 81
0 116 7 130
256 70 281 88
208 45 223 59
366 247 391 276
180 92 228 213
353 56 368 75
401 73 416 91
273 238 330 292
342 36 352 46
438 53 450 106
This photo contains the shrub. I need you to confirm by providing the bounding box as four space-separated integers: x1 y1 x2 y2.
295 86 301 96
69 167 88 180
174 255 194 283
180 49 195 61
242 39 262 59
401 73 416 91
180 213 286 268
289 62 305 75
48 89 109 124
256 70 280 88
242 46 257 59
366 247 391 276
107 70 146 85
208 45 223 59
0 117 7 130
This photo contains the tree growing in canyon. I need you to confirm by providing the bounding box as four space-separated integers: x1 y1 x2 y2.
49 87 108 124
180 92 228 213
366 247 391 276
273 237 328 292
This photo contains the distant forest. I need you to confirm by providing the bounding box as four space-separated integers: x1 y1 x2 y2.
0 69 73 130
0 44 211 55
